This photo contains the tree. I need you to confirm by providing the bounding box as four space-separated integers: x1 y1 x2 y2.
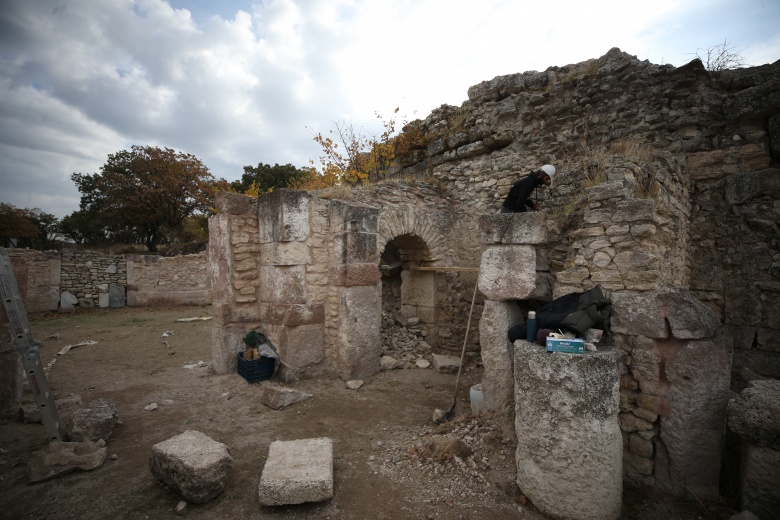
230 163 311 195
71 145 215 252
0 203 39 247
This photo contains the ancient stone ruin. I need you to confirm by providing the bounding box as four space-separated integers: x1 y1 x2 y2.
209 48 779 517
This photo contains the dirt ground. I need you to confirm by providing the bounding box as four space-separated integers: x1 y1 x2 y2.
0 306 737 520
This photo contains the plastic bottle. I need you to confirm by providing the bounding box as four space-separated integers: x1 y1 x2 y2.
526 311 537 342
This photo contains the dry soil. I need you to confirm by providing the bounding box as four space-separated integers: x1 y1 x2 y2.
0 306 736 520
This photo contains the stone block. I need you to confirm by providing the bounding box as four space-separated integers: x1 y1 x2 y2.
400 270 435 307
260 241 311 266
659 336 732 500
259 265 307 304
333 232 379 264
258 438 333 506
514 343 622 520
739 443 780 520
108 284 124 308
149 430 233 504
687 144 768 180
328 199 378 234
432 354 461 374
478 301 522 419
335 285 381 380
725 168 780 204
610 291 667 338
67 398 118 442
657 290 719 339
258 190 310 243
28 440 107 482
478 245 536 301
259 385 313 410
478 212 547 245
261 303 325 327
215 191 255 215
728 380 780 450
208 215 233 304
328 263 381 287
277 324 325 369
212 321 261 375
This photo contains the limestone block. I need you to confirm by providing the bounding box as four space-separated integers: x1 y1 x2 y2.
478 245 536 301
739 443 780 520
514 343 622 520
659 336 732 500
725 280 762 327
212 321 260 375
278 324 325 369
259 265 307 304
108 283 125 308
431 353 461 374
328 263 381 287
526 272 553 301
400 270 435 308
336 285 381 380
28 440 107 482
258 190 310 243
258 438 333 506
687 144 768 180
67 398 118 442
98 293 109 308
208 215 233 304
478 212 547 245
259 385 313 410
149 430 233 504
610 291 667 338
333 232 379 264
478 301 522 418
215 191 255 215
328 199 378 234
728 380 780 450
657 291 719 339
260 241 311 266
261 303 325 327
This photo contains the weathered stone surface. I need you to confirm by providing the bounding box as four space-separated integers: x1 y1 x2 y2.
514 343 622 520
259 265 307 304
478 301 522 420
657 291 719 339
67 398 118 442
335 285 381 380
478 245 536 301
725 168 780 204
432 354 461 374
149 430 232 504
259 385 313 410
259 241 311 266
333 232 379 264
28 440 107 482
258 437 333 506
108 283 124 308
60 290 78 308
258 190 310 243
215 191 255 215
610 291 666 338
380 355 397 370
478 212 547 245
739 443 780 520
728 379 780 450
328 263 381 287
276 324 325 369
658 337 732 500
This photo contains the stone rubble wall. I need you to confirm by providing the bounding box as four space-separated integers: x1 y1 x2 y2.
60 250 126 307
126 253 210 307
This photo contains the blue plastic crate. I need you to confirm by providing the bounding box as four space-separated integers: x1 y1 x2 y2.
237 352 275 383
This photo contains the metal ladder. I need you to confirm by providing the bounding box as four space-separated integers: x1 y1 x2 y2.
0 247 65 441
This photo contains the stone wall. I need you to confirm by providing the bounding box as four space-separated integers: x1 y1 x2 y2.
127 253 210 306
60 250 126 307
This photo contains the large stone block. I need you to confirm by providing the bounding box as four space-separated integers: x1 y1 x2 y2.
259 241 311 266
215 191 255 215
514 343 622 520
67 398 118 442
478 212 547 245
728 380 780 450
149 430 233 504
478 245 536 301
479 301 522 420
328 263 381 287
261 303 325 327
336 285 381 380
610 291 667 338
211 321 261 374
400 270 435 308
658 336 732 500
258 438 333 506
259 265 307 304
657 290 720 339
687 144 769 180
333 232 379 264
739 443 780 520
208 215 233 304
277 324 325 369
258 190 311 243
328 199 379 234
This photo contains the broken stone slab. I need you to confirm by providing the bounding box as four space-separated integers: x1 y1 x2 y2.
728 379 780 450
258 437 333 506
380 355 398 370
345 380 363 390
431 354 460 374
67 398 118 442
60 290 78 309
259 384 312 410
108 283 125 308
28 439 107 482
149 430 233 504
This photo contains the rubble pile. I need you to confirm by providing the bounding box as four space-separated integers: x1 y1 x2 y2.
379 311 433 370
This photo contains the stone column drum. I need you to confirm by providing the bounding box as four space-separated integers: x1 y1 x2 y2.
514 342 622 520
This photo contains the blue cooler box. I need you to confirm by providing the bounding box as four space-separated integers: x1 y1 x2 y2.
546 337 585 353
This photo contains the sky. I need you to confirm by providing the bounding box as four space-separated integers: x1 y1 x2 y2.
1 0 779 219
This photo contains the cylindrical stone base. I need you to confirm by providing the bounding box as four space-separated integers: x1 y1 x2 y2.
514 343 622 520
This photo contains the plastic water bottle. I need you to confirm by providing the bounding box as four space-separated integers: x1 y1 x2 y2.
526 311 537 342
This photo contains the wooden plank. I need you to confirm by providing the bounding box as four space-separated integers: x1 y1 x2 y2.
409 266 479 272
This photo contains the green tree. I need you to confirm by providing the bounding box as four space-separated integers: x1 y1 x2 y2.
0 203 39 247
230 163 311 195
71 145 215 252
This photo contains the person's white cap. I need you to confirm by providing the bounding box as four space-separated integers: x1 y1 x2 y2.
541 164 556 179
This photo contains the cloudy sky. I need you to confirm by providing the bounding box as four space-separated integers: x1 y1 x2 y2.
1 0 779 218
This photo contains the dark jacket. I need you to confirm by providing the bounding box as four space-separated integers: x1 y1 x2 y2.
502 171 544 212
